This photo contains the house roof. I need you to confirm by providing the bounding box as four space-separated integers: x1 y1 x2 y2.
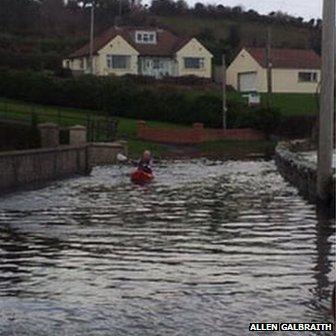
246 47 321 69
69 26 192 58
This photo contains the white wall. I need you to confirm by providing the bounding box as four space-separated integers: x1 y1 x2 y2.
271 69 321 93
97 35 139 76
227 48 321 93
64 36 214 79
139 57 176 78
227 49 264 91
176 38 213 78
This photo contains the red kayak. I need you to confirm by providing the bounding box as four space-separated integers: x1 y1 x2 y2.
131 170 154 184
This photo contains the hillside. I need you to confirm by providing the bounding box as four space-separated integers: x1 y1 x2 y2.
156 15 312 49
155 15 316 63
0 0 321 71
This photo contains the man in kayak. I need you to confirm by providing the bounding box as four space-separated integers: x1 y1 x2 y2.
137 150 153 174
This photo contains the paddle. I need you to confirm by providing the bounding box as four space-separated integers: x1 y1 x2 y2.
117 153 128 163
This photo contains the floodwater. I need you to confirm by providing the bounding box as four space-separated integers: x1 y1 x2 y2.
300 150 336 169
0 160 335 336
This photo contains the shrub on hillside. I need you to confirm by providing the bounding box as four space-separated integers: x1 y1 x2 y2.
0 50 60 71
121 74 214 88
226 100 251 128
0 69 282 130
55 67 73 78
249 107 283 134
192 94 222 127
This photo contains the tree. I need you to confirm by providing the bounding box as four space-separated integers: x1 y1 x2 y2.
227 25 241 50
308 18 315 27
0 0 40 32
193 2 206 16
150 0 177 15
175 0 188 14
40 0 67 32
309 29 322 55
197 27 215 42
232 6 243 15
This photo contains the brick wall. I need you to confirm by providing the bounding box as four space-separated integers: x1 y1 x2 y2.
137 121 265 144
203 128 265 141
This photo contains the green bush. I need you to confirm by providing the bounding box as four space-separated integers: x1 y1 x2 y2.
249 107 283 134
0 49 61 71
0 68 281 130
227 100 251 128
192 94 222 127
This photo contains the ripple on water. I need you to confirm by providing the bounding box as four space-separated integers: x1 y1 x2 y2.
0 160 334 336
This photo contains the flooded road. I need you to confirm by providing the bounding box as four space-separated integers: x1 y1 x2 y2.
0 160 335 336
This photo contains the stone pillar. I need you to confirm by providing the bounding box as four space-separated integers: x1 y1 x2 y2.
69 125 87 145
137 120 146 138
117 140 128 157
38 123 59 148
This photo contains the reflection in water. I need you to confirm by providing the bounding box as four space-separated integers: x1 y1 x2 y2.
313 208 334 301
0 160 335 336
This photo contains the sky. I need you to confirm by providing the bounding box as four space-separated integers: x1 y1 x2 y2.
184 0 323 20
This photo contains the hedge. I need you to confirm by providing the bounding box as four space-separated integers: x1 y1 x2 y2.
0 69 280 130
0 50 60 71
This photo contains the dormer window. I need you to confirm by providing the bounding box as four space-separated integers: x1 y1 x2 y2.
136 31 157 44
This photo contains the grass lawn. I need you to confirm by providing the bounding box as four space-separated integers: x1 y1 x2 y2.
0 98 184 139
259 93 318 116
0 91 317 135
0 96 290 158
0 97 186 157
186 89 318 117
224 92 318 116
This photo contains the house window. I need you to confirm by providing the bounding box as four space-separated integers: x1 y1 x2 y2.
153 59 162 69
298 72 318 83
184 57 205 69
106 55 130 69
79 58 85 69
136 33 142 42
135 31 157 44
148 34 155 43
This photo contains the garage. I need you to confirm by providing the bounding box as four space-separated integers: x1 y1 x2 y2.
238 72 257 92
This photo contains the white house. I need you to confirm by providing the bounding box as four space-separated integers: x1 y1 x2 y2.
63 26 213 79
227 47 321 93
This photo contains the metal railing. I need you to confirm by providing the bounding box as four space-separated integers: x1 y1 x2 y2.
0 99 118 143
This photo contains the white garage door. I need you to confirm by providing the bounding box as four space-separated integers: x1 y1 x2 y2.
238 72 257 92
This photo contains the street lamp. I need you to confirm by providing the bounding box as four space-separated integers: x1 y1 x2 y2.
89 1 95 75
222 54 227 129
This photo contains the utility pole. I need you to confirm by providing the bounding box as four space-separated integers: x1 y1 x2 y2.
266 27 273 108
317 0 335 201
119 0 122 18
222 54 227 129
115 0 122 26
89 1 95 75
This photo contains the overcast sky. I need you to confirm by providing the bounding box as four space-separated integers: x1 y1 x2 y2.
185 0 323 19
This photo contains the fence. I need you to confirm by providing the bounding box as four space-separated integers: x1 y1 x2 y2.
0 98 118 143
